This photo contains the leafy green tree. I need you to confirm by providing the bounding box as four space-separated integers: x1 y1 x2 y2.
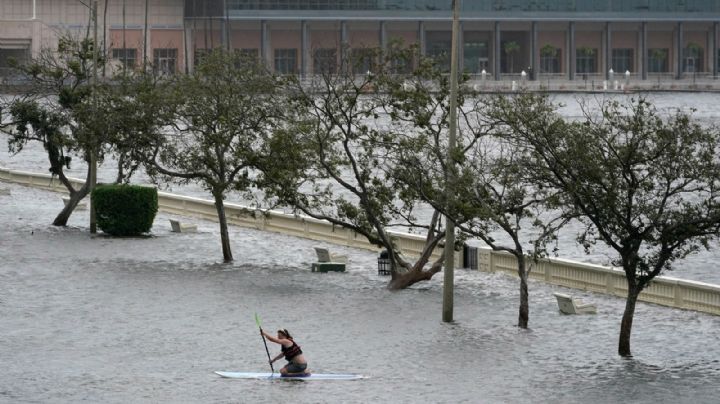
0 35 106 226
495 94 720 356
262 46 453 289
387 87 569 327
144 49 284 262
449 109 568 328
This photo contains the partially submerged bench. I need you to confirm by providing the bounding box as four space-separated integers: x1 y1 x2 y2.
169 218 197 233
311 246 347 273
553 292 597 315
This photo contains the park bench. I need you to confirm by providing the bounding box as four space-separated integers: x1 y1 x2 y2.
553 292 597 315
312 246 347 272
169 218 197 233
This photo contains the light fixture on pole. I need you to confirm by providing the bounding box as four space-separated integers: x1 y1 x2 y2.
442 0 460 323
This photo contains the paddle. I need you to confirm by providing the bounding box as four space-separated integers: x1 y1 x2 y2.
255 313 274 374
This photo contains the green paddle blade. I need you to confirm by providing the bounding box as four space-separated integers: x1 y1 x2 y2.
254 312 261 328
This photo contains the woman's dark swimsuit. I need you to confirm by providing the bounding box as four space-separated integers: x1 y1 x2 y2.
281 340 307 373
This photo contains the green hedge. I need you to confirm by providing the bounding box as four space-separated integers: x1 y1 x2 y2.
92 184 158 236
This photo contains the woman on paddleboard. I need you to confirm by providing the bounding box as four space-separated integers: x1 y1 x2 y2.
261 328 309 375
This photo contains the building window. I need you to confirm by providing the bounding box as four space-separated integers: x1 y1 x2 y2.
463 40 489 74
576 47 597 74
648 48 669 73
237 48 259 61
313 48 337 75
683 44 703 73
274 48 297 74
112 48 137 69
611 48 633 74
0 48 29 75
194 48 209 67
540 46 561 74
351 48 375 74
388 50 413 75
426 31 451 72
154 48 178 75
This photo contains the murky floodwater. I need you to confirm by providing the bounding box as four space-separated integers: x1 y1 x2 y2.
2 182 720 403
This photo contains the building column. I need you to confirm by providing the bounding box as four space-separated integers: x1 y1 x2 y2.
380 21 387 53
494 21 501 80
220 15 228 49
184 21 193 73
676 22 683 79
261 20 271 70
568 21 575 80
340 20 349 68
301 20 309 78
641 22 647 80
605 22 612 79
418 21 426 57
223 0 231 51
530 21 538 80
714 22 719 78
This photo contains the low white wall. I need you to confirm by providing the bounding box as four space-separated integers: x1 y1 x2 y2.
3 166 719 315
478 245 720 316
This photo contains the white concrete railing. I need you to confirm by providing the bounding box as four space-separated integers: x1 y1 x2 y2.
480 249 720 316
3 166 719 316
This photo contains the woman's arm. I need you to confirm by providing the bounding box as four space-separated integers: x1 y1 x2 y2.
262 330 279 344
270 352 284 363
261 329 290 346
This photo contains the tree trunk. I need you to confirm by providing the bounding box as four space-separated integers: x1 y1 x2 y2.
517 255 529 329
213 194 233 262
618 286 641 357
53 202 75 226
387 267 441 290
52 190 88 226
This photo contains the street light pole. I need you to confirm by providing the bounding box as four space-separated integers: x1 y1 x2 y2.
89 0 98 234
442 0 460 323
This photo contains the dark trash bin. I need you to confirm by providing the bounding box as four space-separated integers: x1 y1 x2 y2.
463 245 478 270
378 250 391 276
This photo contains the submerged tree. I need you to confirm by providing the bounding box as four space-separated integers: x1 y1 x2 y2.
143 49 284 262
388 89 569 327
496 94 720 356
0 35 106 226
449 104 568 329
262 45 456 290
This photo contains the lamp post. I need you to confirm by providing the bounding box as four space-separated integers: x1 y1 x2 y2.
89 0 98 234
443 0 460 323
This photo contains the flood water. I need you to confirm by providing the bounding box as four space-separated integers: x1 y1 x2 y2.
2 181 720 403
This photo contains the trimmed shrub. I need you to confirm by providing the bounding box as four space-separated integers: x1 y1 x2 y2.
92 184 158 236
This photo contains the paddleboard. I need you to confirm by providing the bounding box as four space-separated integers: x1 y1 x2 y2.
214 371 364 380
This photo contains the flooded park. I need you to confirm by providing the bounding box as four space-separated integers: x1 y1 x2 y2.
2 92 720 403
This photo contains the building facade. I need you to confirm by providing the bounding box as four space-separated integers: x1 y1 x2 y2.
2 0 720 81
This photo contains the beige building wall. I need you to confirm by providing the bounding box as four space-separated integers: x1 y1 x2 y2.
1 1 719 77
1 0 185 73
0 0 34 19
